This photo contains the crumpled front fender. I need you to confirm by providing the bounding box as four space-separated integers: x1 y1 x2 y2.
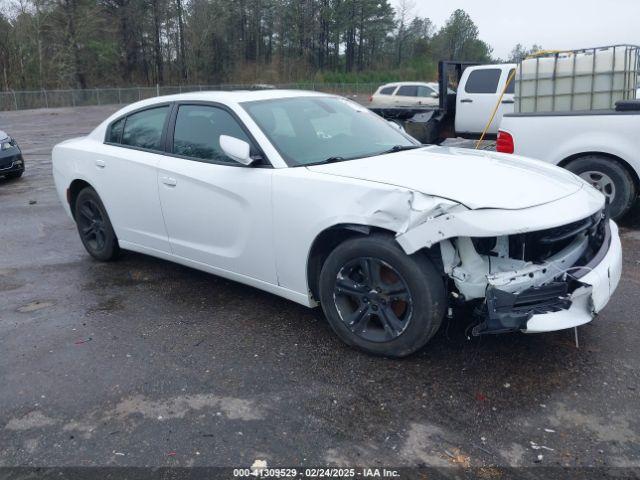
395 186 604 254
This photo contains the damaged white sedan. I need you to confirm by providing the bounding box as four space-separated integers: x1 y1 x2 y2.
52 90 622 357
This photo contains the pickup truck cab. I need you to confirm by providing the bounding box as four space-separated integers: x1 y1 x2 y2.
498 100 640 219
455 63 516 137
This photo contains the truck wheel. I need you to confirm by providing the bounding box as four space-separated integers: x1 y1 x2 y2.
318 234 446 358
565 155 636 220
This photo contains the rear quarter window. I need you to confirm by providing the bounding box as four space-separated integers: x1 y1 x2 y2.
379 86 396 95
465 69 502 94
106 117 125 143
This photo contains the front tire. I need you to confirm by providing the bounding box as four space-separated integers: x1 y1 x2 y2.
74 187 120 261
318 234 446 358
565 155 636 220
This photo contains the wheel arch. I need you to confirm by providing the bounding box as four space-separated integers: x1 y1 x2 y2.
305 223 445 302
306 224 393 302
68 178 94 220
558 151 640 194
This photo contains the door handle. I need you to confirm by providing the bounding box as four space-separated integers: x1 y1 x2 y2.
161 176 177 187
501 99 515 104
460 99 473 103
95 159 106 168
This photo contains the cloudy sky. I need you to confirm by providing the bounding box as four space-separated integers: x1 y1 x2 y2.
394 0 639 59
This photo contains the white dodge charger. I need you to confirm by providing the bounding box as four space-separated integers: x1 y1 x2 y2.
52 90 622 357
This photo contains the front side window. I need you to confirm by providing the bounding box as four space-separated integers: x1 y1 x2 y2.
417 86 436 97
172 105 253 163
121 106 169 150
242 96 417 166
465 69 501 94
396 85 418 97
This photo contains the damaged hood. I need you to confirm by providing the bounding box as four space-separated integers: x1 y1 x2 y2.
307 146 585 210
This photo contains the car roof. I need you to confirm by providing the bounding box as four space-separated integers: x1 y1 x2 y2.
112 89 331 117
92 89 341 140
380 82 436 87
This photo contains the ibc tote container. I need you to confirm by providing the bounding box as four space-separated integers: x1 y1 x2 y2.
515 45 639 113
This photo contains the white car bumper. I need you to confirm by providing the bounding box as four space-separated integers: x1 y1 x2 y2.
524 220 622 333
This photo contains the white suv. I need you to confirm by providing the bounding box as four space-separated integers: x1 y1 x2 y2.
369 82 440 108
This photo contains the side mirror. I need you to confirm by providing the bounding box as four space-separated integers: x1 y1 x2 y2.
430 92 439 98
220 135 254 166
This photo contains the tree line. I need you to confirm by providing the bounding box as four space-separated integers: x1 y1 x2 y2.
0 0 504 91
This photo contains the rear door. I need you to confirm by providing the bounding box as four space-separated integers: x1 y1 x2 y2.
455 65 515 136
97 104 172 252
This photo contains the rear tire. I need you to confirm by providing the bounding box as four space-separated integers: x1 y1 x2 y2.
318 234 446 358
565 155 636 220
74 187 120 261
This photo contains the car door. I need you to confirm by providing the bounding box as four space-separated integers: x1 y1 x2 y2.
96 104 172 252
456 66 513 136
156 103 277 284
393 85 419 106
416 85 439 107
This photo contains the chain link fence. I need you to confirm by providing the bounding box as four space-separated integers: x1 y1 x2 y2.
0 83 379 111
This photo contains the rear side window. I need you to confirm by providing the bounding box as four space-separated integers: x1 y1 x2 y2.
121 106 169 151
172 105 252 163
380 86 396 95
396 85 418 97
465 69 502 94
107 117 125 143
505 69 516 94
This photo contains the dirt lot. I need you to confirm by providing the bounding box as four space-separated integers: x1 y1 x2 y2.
1 105 639 474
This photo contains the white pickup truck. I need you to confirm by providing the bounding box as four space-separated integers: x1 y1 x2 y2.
498 100 640 219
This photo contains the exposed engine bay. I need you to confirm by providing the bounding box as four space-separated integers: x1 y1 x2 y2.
438 209 609 335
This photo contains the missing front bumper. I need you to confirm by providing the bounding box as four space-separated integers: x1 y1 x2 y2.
472 220 622 336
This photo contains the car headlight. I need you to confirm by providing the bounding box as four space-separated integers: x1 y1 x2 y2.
1 137 15 150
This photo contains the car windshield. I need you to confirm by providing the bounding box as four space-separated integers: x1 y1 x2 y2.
241 96 418 166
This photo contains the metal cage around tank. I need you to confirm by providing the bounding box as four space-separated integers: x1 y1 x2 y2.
515 44 639 113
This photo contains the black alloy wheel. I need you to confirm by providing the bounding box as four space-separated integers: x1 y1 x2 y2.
74 187 120 261
77 198 108 252
319 234 446 357
333 256 413 342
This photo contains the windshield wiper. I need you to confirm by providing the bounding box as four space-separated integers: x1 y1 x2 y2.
303 146 421 167
304 156 351 166
380 145 422 154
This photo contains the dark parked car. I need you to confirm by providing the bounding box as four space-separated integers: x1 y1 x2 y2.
0 130 24 179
